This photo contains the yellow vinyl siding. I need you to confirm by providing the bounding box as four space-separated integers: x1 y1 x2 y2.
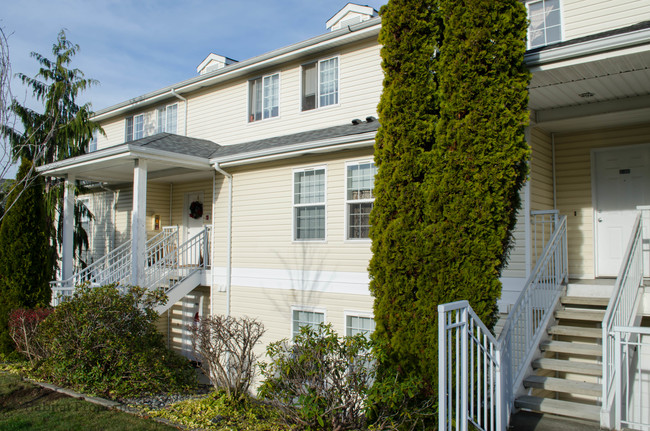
530 128 554 212
213 285 374 360
554 122 650 278
562 0 650 41
211 149 374 274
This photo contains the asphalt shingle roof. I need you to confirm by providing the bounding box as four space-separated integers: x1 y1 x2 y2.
129 133 221 158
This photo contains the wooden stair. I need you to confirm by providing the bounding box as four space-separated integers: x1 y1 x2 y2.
515 294 607 423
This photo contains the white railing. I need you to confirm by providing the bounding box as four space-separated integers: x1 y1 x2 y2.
602 212 645 426
143 227 180 290
531 210 559 265
439 214 568 431
498 215 567 402
439 301 503 431
51 239 133 305
148 226 211 295
612 326 650 431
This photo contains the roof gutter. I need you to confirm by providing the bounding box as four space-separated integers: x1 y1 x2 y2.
524 26 650 69
210 131 377 167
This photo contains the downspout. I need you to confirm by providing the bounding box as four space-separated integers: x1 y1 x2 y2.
170 89 188 136
210 171 216 317
551 133 557 210
213 163 232 317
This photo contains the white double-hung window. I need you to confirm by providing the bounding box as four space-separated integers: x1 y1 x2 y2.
346 161 376 240
125 114 144 142
157 104 178 134
527 0 562 48
346 314 375 338
249 73 279 122
293 167 326 241
301 57 339 111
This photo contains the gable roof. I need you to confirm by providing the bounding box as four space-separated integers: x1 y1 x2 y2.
128 133 220 159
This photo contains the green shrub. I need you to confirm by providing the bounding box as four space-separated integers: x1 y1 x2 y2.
150 391 285 431
35 284 195 397
258 323 375 430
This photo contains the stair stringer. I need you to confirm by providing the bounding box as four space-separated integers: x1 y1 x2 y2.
508 288 564 414
155 270 202 315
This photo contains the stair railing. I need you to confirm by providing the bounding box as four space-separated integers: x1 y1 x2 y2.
143 226 180 292
439 214 568 431
439 301 503 431
601 212 644 426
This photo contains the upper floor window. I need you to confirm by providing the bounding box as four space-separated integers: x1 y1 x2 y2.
249 73 279 122
125 114 144 142
293 167 326 241
88 130 98 153
157 104 178 134
528 0 562 49
346 161 376 240
301 57 339 111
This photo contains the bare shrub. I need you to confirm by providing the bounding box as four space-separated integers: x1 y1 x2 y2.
190 315 265 397
8 308 52 365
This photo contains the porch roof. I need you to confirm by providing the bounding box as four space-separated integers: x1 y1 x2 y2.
36 133 218 184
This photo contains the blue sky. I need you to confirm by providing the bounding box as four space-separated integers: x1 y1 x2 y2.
2 0 388 112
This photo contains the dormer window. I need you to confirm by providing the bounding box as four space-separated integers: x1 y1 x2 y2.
249 73 279 122
125 114 144 142
301 57 339 111
157 104 178 134
528 0 562 48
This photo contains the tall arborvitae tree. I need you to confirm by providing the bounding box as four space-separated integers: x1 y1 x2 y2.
0 158 52 353
368 0 443 422
369 0 529 425
427 0 530 324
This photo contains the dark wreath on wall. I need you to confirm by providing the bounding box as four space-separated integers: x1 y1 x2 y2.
189 201 203 219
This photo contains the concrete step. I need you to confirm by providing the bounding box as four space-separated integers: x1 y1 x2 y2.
548 324 602 339
515 396 601 422
523 375 602 397
555 309 605 322
532 358 602 376
560 296 609 307
540 340 602 357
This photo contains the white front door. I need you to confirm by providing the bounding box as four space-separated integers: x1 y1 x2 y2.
184 191 205 241
594 145 650 276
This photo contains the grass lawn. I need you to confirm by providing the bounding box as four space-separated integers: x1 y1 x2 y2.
0 372 177 431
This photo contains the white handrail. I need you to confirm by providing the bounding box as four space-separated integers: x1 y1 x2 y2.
439 214 568 431
439 301 503 431
602 212 644 424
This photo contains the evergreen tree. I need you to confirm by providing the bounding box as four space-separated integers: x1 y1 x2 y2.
368 0 443 422
369 0 529 425
0 158 52 353
0 30 101 272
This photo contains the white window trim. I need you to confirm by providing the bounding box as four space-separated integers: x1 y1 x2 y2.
300 55 341 112
292 165 327 243
344 159 375 242
248 72 281 123
157 103 178 134
526 0 564 49
343 310 374 334
126 113 145 142
291 305 326 339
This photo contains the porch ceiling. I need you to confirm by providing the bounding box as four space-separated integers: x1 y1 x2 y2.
528 46 650 133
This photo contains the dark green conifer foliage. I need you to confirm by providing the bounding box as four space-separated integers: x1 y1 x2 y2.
0 158 53 353
428 0 530 324
369 0 529 423
368 0 443 411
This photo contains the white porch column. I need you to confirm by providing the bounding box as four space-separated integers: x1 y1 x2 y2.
62 174 75 281
131 159 148 286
